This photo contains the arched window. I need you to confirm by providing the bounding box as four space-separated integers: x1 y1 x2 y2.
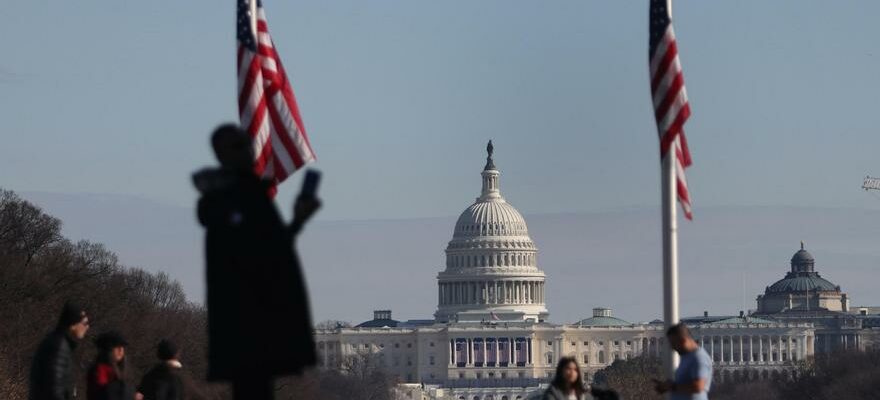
598 351 605 364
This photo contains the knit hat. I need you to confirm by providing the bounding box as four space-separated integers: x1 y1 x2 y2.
94 330 128 350
57 301 87 329
157 339 179 360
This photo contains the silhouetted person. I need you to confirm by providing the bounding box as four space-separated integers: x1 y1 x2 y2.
653 323 713 399
29 301 90 400
544 357 590 400
87 331 135 400
193 124 319 399
137 339 191 400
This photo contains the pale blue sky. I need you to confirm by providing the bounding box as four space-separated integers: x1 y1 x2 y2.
2 1 880 221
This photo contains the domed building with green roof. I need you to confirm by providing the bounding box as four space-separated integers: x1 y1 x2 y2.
755 243 850 314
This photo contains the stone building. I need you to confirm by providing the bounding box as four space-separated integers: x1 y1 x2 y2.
313 143 820 399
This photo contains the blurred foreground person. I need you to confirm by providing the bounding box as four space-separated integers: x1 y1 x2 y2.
137 339 192 400
29 301 90 400
88 331 135 400
543 357 589 400
653 323 713 399
194 124 319 399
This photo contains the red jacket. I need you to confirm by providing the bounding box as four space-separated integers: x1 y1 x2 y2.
87 363 124 400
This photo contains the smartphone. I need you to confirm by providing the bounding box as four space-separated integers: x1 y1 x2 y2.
299 169 321 199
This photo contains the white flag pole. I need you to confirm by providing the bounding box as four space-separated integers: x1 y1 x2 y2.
662 0 681 382
249 0 258 39
661 148 680 380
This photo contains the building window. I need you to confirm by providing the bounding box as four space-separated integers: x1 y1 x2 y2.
571 342 576 347
408 343 412 348
599 341 604 346
583 354 589 364
583 341 589 346
430 342 435 347
394 343 399 348
548 341 553 346
518 372 524 378
489 372 495 378
476 373 482 379
501 372 507 379
364 344 369 349
626 341 631 346
429 356 435 365
459 373 464 379
614 341 619 346
547 354 553 364
598 351 605 364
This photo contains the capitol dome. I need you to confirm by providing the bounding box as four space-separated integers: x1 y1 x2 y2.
435 142 548 323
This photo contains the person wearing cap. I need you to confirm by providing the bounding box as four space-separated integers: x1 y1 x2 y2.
29 301 90 400
87 331 135 400
136 339 187 400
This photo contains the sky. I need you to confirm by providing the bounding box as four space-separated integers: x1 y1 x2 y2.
3 2 880 322
2 1 879 220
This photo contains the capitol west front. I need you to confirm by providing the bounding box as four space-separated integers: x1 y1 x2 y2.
314 144 876 399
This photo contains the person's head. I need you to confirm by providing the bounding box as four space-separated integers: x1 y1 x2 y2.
157 339 179 362
57 301 89 340
552 357 585 396
211 124 254 171
95 331 128 365
666 323 696 353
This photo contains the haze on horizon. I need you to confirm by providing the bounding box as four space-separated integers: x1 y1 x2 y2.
2 2 880 323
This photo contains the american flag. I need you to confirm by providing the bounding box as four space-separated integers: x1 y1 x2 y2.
238 0 315 192
649 0 692 219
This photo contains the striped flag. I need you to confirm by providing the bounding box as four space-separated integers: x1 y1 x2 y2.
237 0 315 193
649 0 692 219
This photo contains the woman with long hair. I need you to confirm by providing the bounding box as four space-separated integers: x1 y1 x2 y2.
87 331 135 400
543 356 588 400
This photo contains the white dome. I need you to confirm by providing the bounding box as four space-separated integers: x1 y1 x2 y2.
435 142 549 323
453 200 529 238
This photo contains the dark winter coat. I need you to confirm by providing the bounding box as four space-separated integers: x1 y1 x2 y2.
137 362 184 400
29 330 78 400
194 168 316 381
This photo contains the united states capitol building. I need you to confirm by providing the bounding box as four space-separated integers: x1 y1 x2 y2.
314 143 880 400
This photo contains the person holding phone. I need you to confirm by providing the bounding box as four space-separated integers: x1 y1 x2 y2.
653 324 713 400
193 124 321 400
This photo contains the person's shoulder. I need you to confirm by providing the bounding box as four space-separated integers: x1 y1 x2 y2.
193 167 241 194
695 347 713 363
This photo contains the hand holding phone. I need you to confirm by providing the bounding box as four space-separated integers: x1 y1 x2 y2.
292 169 322 231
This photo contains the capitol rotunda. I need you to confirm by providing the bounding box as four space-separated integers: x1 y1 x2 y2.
434 142 549 323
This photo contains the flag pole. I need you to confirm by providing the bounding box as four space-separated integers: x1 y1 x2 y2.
661 148 680 379
249 0 258 38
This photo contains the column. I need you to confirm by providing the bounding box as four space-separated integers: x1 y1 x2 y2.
739 335 744 364
709 337 714 360
787 336 792 362
511 337 516 364
729 336 734 363
719 336 724 363
748 336 754 362
450 340 454 366
779 336 784 363
467 338 472 366
528 338 533 365
759 336 763 363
